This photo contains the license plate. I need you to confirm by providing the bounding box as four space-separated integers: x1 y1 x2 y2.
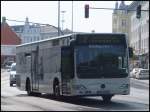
97 90 110 94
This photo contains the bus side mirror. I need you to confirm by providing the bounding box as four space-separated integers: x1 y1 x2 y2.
129 47 133 58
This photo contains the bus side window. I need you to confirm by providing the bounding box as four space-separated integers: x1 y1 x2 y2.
39 57 44 80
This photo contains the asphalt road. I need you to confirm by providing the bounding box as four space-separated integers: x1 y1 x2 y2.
1 69 149 111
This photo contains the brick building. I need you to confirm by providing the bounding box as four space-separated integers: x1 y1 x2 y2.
1 17 21 66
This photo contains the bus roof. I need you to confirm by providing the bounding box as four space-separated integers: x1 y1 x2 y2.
75 33 126 36
17 33 73 47
17 33 126 47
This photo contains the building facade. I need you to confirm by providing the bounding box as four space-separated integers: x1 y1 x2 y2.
112 1 149 69
11 17 41 44
11 17 70 44
40 25 60 40
129 1 149 69
1 17 73 66
112 1 131 45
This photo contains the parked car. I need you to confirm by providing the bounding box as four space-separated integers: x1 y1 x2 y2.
130 68 142 78
10 63 16 86
4 61 14 70
135 69 149 79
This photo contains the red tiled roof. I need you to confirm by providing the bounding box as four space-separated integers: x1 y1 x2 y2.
1 22 21 45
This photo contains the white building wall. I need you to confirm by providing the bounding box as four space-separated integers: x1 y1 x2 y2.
21 25 41 44
130 1 149 55
1 45 17 56
12 18 62 44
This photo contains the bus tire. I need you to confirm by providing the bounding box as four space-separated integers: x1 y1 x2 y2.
34 92 41 96
102 95 113 103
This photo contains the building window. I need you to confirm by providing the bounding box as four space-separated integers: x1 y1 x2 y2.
142 39 144 49
114 19 117 25
148 20 149 30
136 41 138 50
62 39 66 45
52 39 59 46
122 19 126 27
148 38 149 49
145 38 147 48
134 43 136 50
144 24 145 33
144 39 145 49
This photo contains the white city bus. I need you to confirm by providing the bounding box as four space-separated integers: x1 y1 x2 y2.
16 33 133 102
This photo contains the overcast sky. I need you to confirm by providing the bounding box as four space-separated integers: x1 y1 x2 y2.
1 1 132 33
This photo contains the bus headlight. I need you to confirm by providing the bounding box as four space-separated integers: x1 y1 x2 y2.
73 85 87 90
120 84 129 89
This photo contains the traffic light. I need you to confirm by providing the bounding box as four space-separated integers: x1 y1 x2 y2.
136 5 141 19
85 4 89 18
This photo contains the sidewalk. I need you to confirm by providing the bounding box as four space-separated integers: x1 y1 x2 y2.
1 69 8 77
1 69 5 74
131 78 149 85
137 79 149 84
1 69 7 73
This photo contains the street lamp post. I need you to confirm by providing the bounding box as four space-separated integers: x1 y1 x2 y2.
72 1 73 33
138 17 142 68
61 10 66 31
58 1 60 36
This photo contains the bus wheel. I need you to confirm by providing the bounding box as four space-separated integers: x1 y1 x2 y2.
102 95 113 103
54 84 60 97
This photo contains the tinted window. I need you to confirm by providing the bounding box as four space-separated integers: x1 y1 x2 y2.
76 34 126 46
75 45 128 78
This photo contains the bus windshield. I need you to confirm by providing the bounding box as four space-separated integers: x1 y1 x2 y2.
75 45 128 78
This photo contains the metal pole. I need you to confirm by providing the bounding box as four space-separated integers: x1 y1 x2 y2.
61 12 63 31
61 11 66 32
58 1 60 36
138 17 141 68
72 1 73 33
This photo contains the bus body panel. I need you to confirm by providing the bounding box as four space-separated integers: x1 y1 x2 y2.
16 41 62 94
37 45 61 94
69 78 130 96
38 72 61 94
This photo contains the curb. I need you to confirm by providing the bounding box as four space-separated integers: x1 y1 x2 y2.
131 78 149 85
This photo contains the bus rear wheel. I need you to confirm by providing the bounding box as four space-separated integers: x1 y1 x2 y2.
102 95 113 103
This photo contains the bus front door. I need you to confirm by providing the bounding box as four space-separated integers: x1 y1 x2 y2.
31 50 39 91
61 46 74 94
